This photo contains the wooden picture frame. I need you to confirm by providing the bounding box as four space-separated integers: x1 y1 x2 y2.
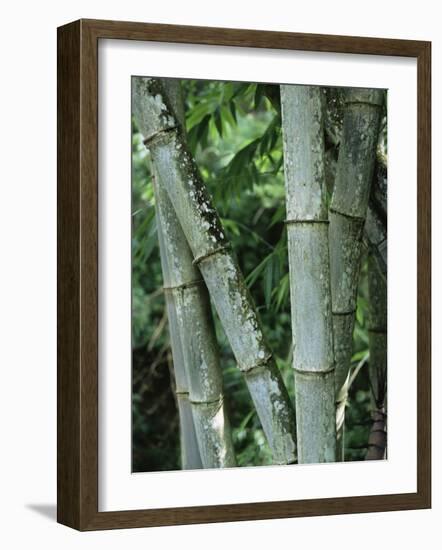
57 18 431 531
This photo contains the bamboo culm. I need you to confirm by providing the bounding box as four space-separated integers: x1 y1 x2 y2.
281 85 336 464
365 253 387 460
147 80 200 470
144 79 236 469
365 159 387 282
365 209 387 282
326 141 387 283
329 88 383 459
176 395 203 469
133 77 297 465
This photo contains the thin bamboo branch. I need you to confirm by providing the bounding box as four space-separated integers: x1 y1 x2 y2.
329 88 383 460
133 77 297 465
281 84 336 464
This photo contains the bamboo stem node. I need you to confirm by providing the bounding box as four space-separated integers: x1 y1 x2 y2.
143 126 177 148
192 245 231 266
293 366 335 377
329 206 366 223
163 279 204 292
343 89 384 108
240 353 273 373
344 100 383 108
332 309 356 316
189 396 225 406
284 218 329 225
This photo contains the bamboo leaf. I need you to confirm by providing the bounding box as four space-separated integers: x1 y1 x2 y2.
274 273 289 311
254 84 265 110
264 257 274 309
229 100 237 123
214 107 223 137
245 252 272 289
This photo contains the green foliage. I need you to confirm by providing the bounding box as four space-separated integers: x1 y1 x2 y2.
132 80 380 471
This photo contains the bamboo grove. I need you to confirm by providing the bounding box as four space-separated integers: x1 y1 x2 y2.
132 78 388 471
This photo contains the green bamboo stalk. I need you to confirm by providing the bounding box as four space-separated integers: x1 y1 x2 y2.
325 126 387 282
164 276 202 468
365 253 387 460
329 88 383 460
365 210 387 282
133 77 297 465
147 79 236 469
157 183 236 468
153 81 201 470
281 84 336 464
176 397 203 469
162 267 202 469
365 159 387 281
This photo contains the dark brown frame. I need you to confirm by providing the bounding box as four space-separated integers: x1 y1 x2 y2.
57 18 431 531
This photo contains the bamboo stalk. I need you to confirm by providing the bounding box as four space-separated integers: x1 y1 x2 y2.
365 158 387 281
329 88 383 459
326 132 387 282
176 397 203 469
163 269 202 469
155 81 201 470
365 210 387 281
162 295 202 468
133 77 297 465
281 84 336 464
157 187 236 468
146 79 235 468
365 253 387 460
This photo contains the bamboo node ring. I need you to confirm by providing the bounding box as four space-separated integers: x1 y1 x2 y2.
329 206 366 223
192 245 231 266
344 99 383 108
284 218 329 225
163 279 204 292
332 309 356 316
293 365 335 376
143 125 177 147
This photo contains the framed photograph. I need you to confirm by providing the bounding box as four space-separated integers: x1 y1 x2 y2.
57 19 431 530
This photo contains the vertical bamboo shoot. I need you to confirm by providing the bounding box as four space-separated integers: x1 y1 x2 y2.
141 79 236 468
281 84 336 463
365 253 387 460
329 88 383 459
